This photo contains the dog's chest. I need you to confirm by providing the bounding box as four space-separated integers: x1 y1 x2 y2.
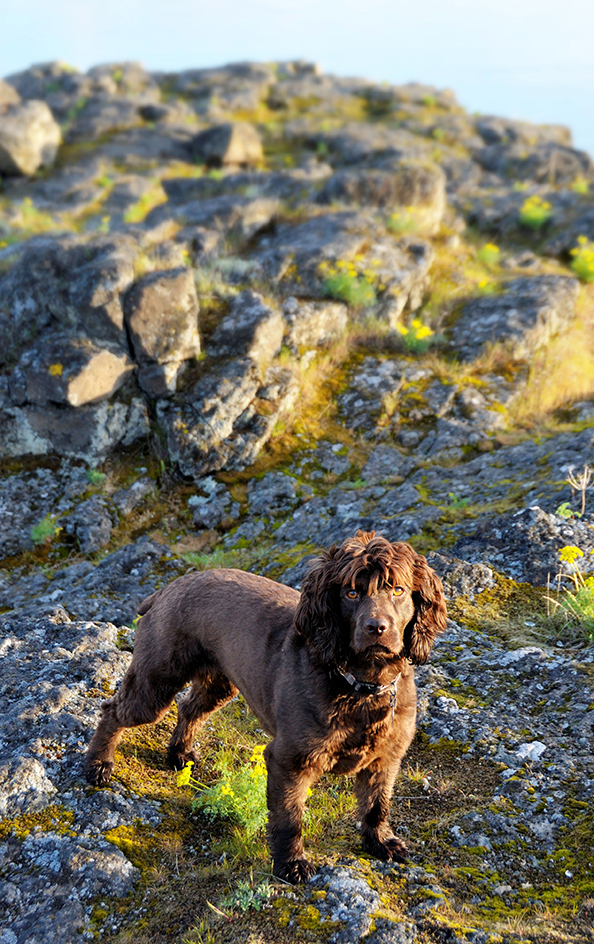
323 704 392 775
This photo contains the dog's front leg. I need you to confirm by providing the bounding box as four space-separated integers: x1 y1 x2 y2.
264 742 319 883
355 759 407 862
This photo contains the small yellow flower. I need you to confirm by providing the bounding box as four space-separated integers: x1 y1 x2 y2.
220 782 234 796
176 761 194 787
48 363 63 377
559 545 584 565
396 324 408 335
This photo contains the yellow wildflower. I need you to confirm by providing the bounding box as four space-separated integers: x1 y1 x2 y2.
559 546 584 565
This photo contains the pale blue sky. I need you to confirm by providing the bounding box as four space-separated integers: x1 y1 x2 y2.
3 0 594 154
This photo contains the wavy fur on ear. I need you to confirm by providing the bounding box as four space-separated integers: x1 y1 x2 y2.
293 531 447 666
404 553 448 665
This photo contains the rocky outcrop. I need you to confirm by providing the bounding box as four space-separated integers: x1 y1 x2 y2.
2 55 594 944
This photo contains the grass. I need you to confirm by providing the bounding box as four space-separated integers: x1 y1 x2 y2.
30 513 61 547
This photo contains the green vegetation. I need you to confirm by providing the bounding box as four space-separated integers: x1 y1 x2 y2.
570 236 594 283
395 318 435 353
179 745 268 839
319 258 378 308
30 513 61 546
518 195 553 230
546 545 594 645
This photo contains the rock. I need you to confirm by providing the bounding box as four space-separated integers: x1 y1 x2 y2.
188 478 240 529
256 211 433 315
475 115 572 147
190 121 263 167
544 209 594 257
425 551 496 602
0 101 61 176
450 276 579 362
0 395 149 463
149 192 279 242
475 142 593 185
247 472 300 516
158 358 299 480
171 63 273 116
299 122 430 164
112 476 155 516
5 61 94 121
66 96 143 142
124 267 200 396
59 496 113 553
309 865 381 941
362 445 417 484
0 234 141 365
317 161 446 234
0 80 20 112
8 335 134 407
282 296 348 351
452 505 594 585
209 290 284 365
0 756 57 816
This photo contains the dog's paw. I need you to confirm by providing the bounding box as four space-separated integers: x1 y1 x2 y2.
166 748 200 771
84 760 114 787
363 833 408 863
274 857 317 884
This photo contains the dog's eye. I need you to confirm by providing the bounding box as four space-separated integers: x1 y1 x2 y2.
346 589 359 599
392 587 405 596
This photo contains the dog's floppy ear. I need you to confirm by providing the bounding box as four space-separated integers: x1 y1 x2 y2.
293 547 348 665
404 552 447 665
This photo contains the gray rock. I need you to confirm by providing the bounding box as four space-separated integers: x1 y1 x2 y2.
0 394 149 463
59 496 113 553
452 505 594 585
0 101 61 176
544 209 594 257
8 334 134 407
317 161 446 234
209 290 284 366
310 865 381 942
158 359 299 480
171 63 273 116
450 276 579 362
248 472 300 516
475 115 572 148
0 233 141 366
0 757 57 817
476 142 593 184
125 267 200 396
188 479 240 530
362 445 417 484
66 95 143 143
112 476 155 516
0 80 20 112
190 121 263 167
282 296 348 351
300 122 431 165
5 61 94 121
425 551 496 602
150 193 279 241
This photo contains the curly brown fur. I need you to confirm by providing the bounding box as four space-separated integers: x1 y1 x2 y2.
84 530 447 882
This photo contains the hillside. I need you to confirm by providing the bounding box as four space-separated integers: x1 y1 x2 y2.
0 60 593 944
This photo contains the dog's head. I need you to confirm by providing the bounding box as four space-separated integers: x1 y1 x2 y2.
294 531 447 668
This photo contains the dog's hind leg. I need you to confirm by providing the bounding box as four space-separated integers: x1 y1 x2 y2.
84 666 186 787
166 671 238 771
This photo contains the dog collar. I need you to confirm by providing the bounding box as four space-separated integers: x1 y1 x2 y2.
338 670 401 719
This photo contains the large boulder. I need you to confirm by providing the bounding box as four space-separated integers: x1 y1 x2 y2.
282 296 348 352
450 276 580 362
0 100 61 175
475 142 593 185
189 121 263 167
124 267 200 396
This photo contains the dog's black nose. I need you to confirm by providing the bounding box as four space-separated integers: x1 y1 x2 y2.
365 619 387 635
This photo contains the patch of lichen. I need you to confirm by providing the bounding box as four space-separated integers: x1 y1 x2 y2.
0 804 76 841
448 572 552 648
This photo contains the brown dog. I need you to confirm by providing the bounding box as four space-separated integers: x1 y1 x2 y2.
84 531 447 882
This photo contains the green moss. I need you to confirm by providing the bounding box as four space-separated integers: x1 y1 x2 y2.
0 804 75 840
